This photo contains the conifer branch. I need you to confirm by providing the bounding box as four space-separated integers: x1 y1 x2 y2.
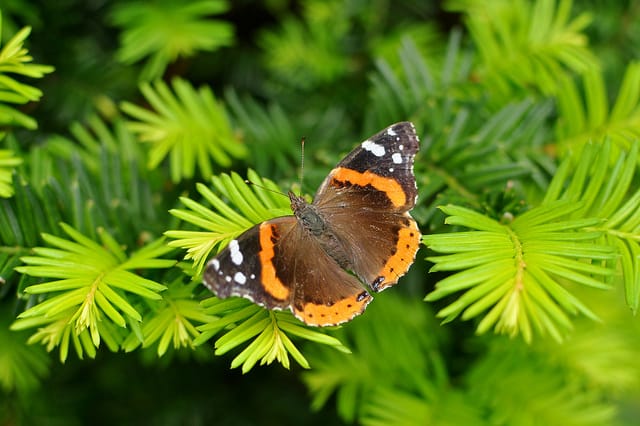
0 11 54 129
121 78 247 182
448 0 597 97
555 62 640 154
11 224 174 361
109 0 234 81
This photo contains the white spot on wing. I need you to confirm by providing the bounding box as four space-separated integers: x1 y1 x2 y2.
242 293 255 303
399 144 404 150
229 239 243 265
210 259 220 270
250 274 255 279
386 128 397 136
362 140 386 157
392 153 403 164
234 272 246 285
388 167 394 172
225 275 232 282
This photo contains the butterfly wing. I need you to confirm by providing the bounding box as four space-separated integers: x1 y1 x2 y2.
203 216 372 326
203 219 296 310
313 121 421 291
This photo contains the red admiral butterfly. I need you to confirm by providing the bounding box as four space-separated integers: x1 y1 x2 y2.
203 122 421 326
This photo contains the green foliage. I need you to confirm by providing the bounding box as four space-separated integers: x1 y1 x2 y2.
0 307 50 392
1 1 640 425
0 171 58 248
302 294 465 424
259 0 352 90
109 0 234 81
0 12 53 129
166 169 290 274
467 337 617 426
416 99 553 214
8 113 164 245
366 33 555 226
122 78 247 182
224 89 300 177
447 0 597 98
259 0 439 95
425 202 612 342
0 145 21 198
426 139 640 342
555 62 640 153
543 140 640 313
11 224 174 361
195 297 349 373
122 278 215 356
366 32 475 129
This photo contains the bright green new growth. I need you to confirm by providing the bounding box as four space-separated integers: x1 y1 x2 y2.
425 140 640 342
0 12 54 129
0 11 53 197
122 278 217 357
544 141 640 313
122 78 248 182
11 224 174 362
110 0 234 81
195 297 349 374
425 203 612 342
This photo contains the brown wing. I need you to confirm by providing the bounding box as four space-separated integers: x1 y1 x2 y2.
266 218 373 326
315 185 421 292
203 216 372 326
312 121 421 291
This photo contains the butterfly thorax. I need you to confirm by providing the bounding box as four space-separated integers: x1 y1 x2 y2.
288 191 352 269
289 192 324 235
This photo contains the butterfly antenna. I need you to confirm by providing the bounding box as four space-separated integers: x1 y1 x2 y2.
299 136 306 196
244 180 289 199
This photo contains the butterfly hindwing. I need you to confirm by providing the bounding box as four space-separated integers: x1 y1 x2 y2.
204 217 373 325
269 220 373 326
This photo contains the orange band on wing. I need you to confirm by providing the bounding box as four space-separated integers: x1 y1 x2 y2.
376 219 421 291
294 291 372 326
331 167 406 208
258 223 290 301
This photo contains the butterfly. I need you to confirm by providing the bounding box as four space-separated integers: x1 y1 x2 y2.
203 122 421 326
